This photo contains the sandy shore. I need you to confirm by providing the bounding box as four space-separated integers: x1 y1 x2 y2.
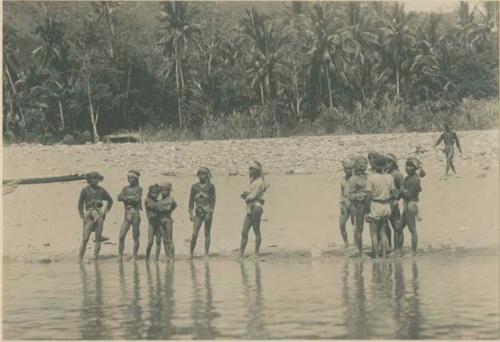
2 130 499 262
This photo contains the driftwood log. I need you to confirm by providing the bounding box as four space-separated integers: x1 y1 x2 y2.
3 173 87 186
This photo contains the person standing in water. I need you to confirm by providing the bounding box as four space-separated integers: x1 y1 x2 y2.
157 182 177 261
365 154 396 259
188 167 216 259
395 157 425 256
145 184 162 262
339 159 355 248
346 157 369 257
434 123 462 178
240 161 268 258
386 153 403 250
117 170 143 261
77 171 113 262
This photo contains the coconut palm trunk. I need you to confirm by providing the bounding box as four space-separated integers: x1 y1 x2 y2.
58 98 65 130
325 65 334 108
395 64 400 101
87 79 100 142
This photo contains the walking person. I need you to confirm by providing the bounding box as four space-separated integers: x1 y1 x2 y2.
77 171 113 262
188 167 216 259
346 157 370 257
145 184 162 261
240 161 268 258
157 183 177 261
395 157 425 256
339 159 355 248
434 123 462 178
117 170 143 261
365 154 396 259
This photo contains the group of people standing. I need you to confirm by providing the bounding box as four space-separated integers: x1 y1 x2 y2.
77 162 268 262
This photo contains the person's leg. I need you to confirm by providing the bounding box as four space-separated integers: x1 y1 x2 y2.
240 214 253 257
79 221 93 261
396 209 408 252
388 203 400 249
166 220 175 260
339 205 350 248
146 221 155 261
251 207 263 255
190 216 203 259
380 219 389 258
155 226 162 261
354 203 365 256
407 203 418 255
369 219 379 259
94 217 104 260
204 214 213 256
160 222 170 259
131 212 141 259
118 215 131 261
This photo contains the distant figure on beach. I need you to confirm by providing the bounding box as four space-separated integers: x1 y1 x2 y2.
188 167 216 259
117 170 143 261
157 183 177 261
339 159 355 248
77 171 113 262
396 157 425 256
145 184 162 261
386 153 403 250
240 161 268 258
365 154 395 259
346 157 369 257
434 124 462 178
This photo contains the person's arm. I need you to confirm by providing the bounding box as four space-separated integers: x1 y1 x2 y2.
171 199 177 212
78 189 86 219
210 184 216 210
102 188 113 213
389 176 397 200
117 187 126 202
434 132 444 148
454 132 462 153
188 185 195 220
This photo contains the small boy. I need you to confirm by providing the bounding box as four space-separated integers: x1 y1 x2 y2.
188 167 216 259
386 153 404 249
77 171 113 262
346 157 369 257
339 159 355 248
156 183 177 261
117 170 143 261
145 184 162 261
396 157 425 256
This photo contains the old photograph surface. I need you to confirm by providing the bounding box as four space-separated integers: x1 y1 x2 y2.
2 0 499 340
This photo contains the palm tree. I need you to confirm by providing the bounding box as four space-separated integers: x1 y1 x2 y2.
380 3 417 101
301 3 349 109
158 1 201 128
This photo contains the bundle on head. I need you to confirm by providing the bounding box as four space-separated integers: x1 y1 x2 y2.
86 171 104 182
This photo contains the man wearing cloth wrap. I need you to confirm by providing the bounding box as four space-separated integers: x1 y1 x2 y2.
434 123 462 178
346 157 369 257
188 167 216 259
77 171 113 262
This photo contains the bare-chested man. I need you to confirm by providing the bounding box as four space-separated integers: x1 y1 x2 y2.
434 124 462 178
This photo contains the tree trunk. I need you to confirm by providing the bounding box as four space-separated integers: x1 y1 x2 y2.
58 98 65 131
6 97 13 133
87 80 100 142
296 97 302 122
174 45 182 128
4 60 17 96
395 64 400 101
122 65 132 120
102 2 114 58
325 65 334 109
260 82 265 105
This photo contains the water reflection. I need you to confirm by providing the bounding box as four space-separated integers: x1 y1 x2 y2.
190 261 217 339
79 262 109 339
240 260 269 339
342 260 371 339
118 261 143 339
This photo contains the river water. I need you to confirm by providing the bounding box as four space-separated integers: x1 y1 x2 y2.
3 256 499 340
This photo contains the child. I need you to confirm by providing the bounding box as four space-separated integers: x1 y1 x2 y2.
117 170 143 261
386 153 404 249
240 161 268 257
145 184 161 261
366 154 396 259
346 157 369 257
339 159 355 248
396 157 425 256
77 171 113 261
434 123 462 178
188 167 216 259
156 183 177 261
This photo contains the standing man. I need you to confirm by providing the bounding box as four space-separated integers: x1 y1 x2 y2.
188 167 216 259
366 154 396 259
240 161 268 258
339 159 355 248
386 153 403 250
77 171 113 262
346 157 369 257
434 123 462 178
117 170 143 261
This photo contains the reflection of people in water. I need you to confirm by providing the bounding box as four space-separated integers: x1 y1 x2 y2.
163 261 176 338
79 262 109 339
190 261 217 339
240 261 269 339
393 260 423 339
341 260 371 339
118 261 143 339
146 262 166 338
